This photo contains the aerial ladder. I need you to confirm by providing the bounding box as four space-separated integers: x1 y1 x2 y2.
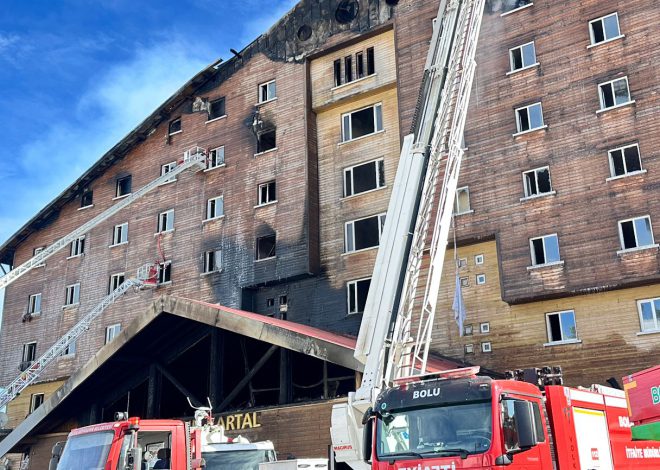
330 0 485 468
0 147 208 410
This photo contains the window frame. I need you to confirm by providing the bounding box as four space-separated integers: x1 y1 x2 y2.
500 0 533 17
33 246 46 268
207 146 225 169
157 209 175 233
64 283 81 307
256 128 277 154
111 223 129 246
203 249 223 274
341 103 383 143
454 186 472 215
515 102 545 134
255 234 277 261
160 161 177 184
545 310 579 345
207 97 226 121
115 175 132 198
637 298 660 333
258 79 277 103
598 76 632 111
62 340 76 357
205 196 225 221
344 213 387 253
69 236 86 258
607 143 643 179
343 158 386 198
80 189 93 208
522 166 553 199
108 273 126 294
508 41 537 73
168 117 182 135
618 216 656 252
257 181 277 206
157 261 172 285
22 342 37 363
105 324 121 344
29 393 45 413
27 293 42 315
529 233 561 267
347 277 371 315
589 12 622 46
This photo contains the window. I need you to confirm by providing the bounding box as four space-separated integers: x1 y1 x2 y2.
356 52 365 79
454 187 471 215
501 399 545 452
258 80 276 103
206 196 224 220
476 274 486 285
157 209 174 233
475 254 484 265
33 246 46 267
256 234 276 260
345 213 386 253
344 159 385 197
22 342 37 368
116 175 132 198
266 298 275 307
347 278 371 314
344 55 353 83
208 146 225 169
480 322 490 333
279 295 288 306
341 104 383 142
29 393 44 413
502 0 532 15
589 12 621 45
608 144 642 178
334 59 342 87
257 128 277 153
529 234 560 266
258 181 277 206
64 283 80 307
457 258 468 268
112 223 128 246
27 294 41 315
546 310 578 343
464 344 475 354
460 277 470 288
509 42 537 72
208 97 226 120
81 189 93 208
515 103 544 133
599 77 631 110
637 298 660 333
105 324 121 344
481 342 492 353
69 236 85 257
618 216 655 251
334 47 375 87
161 161 177 183
203 250 222 274
62 340 76 357
464 324 474 336
523 167 552 198
157 261 172 284
367 47 375 76
108 273 125 294
168 117 182 135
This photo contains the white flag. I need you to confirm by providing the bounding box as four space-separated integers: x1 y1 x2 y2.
452 274 466 337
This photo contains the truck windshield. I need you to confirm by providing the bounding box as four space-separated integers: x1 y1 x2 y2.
377 401 492 459
57 431 114 470
203 450 276 470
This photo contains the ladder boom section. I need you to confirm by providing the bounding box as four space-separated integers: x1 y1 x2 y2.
0 278 144 409
0 148 207 291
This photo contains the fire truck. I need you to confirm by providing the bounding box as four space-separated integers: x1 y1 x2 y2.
624 365 660 442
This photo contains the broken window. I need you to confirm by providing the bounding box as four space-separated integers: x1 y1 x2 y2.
454 187 471 215
27 293 41 315
105 324 121 344
62 340 76 356
157 209 174 233
64 283 80 307
523 167 552 198
21 342 37 367
501 0 532 14
334 59 343 87
81 189 93 208
589 12 621 45
347 278 371 314
206 196 224 220
160 161 177 183
69 236 85 257
619 216 655 251
258 181 277 206
334 47 375 87
546 310 577 343
266 298 275 307
115 175 132 198
168 117 182 135
208 146 225 169
356 52 365 79
108 273 125 294
515 102 544 133
29 393 44 413
259 80 277 103
599 77 631 110
509 42 536 71
203 249 222 273
112 223 128 246
208 97 226 120
637 298 660 333
608 144 642 178
341 104 383 142
257 129 277 153
33 246 46 268
256 234 277 260
157 261 172 284
530 234 560 266
344 159 385 197
345 213 386 253
367 47 375 75
344 55 353 83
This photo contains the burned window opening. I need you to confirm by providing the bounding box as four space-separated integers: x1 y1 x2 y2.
344 159 385 197
81 189 93 208
256 234 276 260
257 129 277 153
345 214 385 252
208 97 226 120
347 278 371 314
168 117 181 135
116 175 132 198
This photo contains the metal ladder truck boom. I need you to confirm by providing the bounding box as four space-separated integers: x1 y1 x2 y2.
330 0 485 468
0 147 208 291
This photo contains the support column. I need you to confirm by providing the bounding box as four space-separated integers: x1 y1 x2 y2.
279 349 292 405
209 328 224 407
146 364 162 418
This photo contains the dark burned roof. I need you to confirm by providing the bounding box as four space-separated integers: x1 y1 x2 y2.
0 0 397 266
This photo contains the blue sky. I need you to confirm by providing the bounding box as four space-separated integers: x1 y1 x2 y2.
0 0 298 326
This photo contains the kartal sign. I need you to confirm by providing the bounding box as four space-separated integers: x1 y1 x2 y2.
215 412 262 431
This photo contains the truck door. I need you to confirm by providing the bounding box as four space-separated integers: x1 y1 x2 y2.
501 398 547 470
572 408 614 470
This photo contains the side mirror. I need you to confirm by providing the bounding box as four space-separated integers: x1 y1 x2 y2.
49 441 65 470
126 447 143 470
513 401 537 451
495 454 513 466
362 417 374 463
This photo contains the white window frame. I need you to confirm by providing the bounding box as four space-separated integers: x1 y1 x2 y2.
522 166 553 199
258 79 277 103
257 181 277 206
607 143 643 179
617 216 656 253
347 277 371 315
111 223 128 246
64 283 80 307
205 196 224 221
168 117 182 136
481 342 492 353
637 298 660 334
105 324 121 344
160 161 177 184
545 310 579 345
62 340 76 357
207 146 225 169
69 236 85 258
157 209 174 233
341 103 383 143
343 158 385 198
500 1 533 16
508 41 537 73
529 233 561 267
344 213 386 253
598 76 632 111
33 246 46 268
515 102 545 134
203 250 222 274
157 261 172 285
480 322 490 334
475 254 484 265
589 12 622 46
29 393 45 413
454 186 472 215
115 175 132 198
109 273 125 293
476 274 486 285
28 293 42 315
